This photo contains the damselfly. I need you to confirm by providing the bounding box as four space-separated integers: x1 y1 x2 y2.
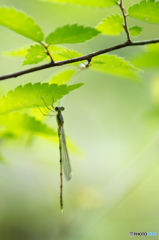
39 98 73 212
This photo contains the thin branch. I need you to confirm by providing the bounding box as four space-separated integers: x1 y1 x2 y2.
118 0 131 43
85 58 92 68
0 38 159 81
40 42 54 63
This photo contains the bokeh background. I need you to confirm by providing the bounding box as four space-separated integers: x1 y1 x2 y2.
0 0 159 239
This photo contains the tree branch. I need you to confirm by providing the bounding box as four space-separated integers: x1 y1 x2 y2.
118 0 131 43
0 38 159 81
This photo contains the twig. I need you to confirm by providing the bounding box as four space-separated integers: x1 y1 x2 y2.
118 0 131 43
0 38 159 81
40 42 54 63
85 58 92 68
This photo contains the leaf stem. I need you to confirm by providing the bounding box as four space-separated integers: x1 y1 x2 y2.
0 38 159 81
40 42 54 63
118 0 131 43
85 58 92 68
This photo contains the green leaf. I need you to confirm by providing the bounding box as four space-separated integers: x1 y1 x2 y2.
128 0 159 24
22 45 48 65
129 26 142 37
0 113 81 154
0 7 44 42
2 46 28 57
91 54 141 79
49 45 83 62
48 69 77 85
0 113 56 136
0 82 83 114
49 45 83 58
2 45 83 64
41 0 118 8
45 24 100 44
0 131 18 140
131 43 159 67
96 14 123 36
66 84 84 92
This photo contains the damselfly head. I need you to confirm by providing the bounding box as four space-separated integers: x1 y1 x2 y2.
55 106 65 112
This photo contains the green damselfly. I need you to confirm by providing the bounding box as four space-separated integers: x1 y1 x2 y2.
39 98 73 212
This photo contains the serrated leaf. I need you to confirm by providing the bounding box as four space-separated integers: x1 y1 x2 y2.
129 26 142 37
91 54 141 79
0 7 44 42
2 44 84 67
131 43 159 67
0 113 56 136
46 24 100 44
2 46 29 57
41 0 117 7
49 45 83 58
96 14 123 36
0 82 83 114
49 45 83 62
3 45 83 63
22 45 48 65
0 113 81 154
48 68 77 85
128 0 159 24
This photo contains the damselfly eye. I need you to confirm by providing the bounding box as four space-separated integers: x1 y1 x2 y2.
55 107 59 111
60 107 65 111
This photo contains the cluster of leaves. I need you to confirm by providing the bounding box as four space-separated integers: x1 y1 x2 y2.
0 80 82 155
0 0 159 157
2 1 159 73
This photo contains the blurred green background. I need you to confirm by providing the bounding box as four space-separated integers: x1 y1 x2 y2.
0 0 159 239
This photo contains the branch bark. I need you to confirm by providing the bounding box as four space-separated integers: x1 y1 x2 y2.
40 42 54 63
118 0 131 43
0 38 159 81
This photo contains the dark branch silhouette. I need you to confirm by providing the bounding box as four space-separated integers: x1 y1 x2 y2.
0 38 159 81
118 0 131 43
